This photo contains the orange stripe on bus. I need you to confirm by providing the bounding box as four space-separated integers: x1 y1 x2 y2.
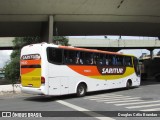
59 46 122 55
21 68 36 74
20 60 41 66
68 65 101 76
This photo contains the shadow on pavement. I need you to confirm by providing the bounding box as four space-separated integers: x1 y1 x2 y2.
24 80 160 102
141 79 160 86
24 95 58 102
24 88 130 102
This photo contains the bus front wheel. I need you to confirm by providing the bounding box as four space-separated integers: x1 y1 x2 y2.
126 80 132 90
76 83 87 97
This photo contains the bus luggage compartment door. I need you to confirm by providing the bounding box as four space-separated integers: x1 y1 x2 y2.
48 77 61 95
48 77 69 95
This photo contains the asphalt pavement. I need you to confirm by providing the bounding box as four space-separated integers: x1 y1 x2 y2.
0 81 160 120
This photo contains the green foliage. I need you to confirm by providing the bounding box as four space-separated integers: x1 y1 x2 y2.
53 36 70 46
13 37 40 48
4 55 20 84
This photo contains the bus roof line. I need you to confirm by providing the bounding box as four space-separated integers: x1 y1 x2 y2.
59 45 126 56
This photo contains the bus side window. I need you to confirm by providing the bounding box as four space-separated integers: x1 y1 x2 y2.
97 54 106 66
86 52 94 65
90 53 94 65
108 55 123 66
108 55 113 66
81 52 94 65
75 51 80 64
63 50 68 64
112 55 117 65
81 52 86 65
111 55 117 65
84 52 90 65
47 48 63 64
94 53 99 65
76 51 83 65
105 54 109 65
116 56 124 66
124 56 133 67
64 50 76 64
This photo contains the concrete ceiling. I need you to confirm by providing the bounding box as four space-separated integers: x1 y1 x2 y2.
0 0 160 36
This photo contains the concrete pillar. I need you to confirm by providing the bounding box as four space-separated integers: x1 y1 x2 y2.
48 15 54 43
150 49 154 59
40 15 54 43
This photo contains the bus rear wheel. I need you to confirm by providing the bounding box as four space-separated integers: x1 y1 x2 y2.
126 80 132 90
76 83 87 97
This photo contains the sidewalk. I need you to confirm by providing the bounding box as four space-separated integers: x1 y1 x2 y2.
0 84 21 95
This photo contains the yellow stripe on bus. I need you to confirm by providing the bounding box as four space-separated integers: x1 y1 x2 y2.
21 68 41 88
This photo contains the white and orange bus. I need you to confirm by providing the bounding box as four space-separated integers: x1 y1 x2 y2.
20 43 140 97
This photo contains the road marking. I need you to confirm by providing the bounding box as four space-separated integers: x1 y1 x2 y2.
126 103 160 109
96 97 141 102
106 99 143 104
140 108 160 111
84 94 124 99
115 100 160 106
56 100 115 120
87 96 132 100
136 88 142 89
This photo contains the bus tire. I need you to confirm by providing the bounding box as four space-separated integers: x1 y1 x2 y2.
126 80 132 90
76 83 87 97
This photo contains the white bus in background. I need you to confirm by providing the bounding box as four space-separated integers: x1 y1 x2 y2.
20 43 140 97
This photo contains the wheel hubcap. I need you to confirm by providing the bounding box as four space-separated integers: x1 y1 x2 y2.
79 86 84 95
